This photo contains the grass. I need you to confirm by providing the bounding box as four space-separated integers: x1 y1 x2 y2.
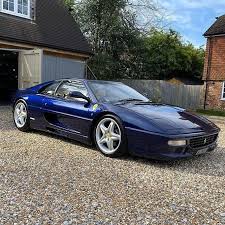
196 109 225 117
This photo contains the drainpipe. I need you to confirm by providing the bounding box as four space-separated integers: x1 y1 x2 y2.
204 37 213 109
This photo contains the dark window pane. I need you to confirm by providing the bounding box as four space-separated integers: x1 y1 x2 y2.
18 4 22 13
9 2 14 11
23 0 28 6
23 6 28 15
3 1 9 10
40 82 60 96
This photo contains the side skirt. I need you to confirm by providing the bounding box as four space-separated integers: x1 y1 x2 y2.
30 125 92 146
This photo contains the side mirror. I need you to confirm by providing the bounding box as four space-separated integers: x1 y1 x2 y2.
68 91 91 103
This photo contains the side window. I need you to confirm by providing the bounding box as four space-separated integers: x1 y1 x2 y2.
56 81 89 101
40 82 60 96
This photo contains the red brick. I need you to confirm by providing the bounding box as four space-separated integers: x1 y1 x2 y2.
203 36 225 109
203 36 225 81
205 81 225 109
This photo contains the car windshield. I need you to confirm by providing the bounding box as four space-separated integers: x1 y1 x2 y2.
88 81 149 103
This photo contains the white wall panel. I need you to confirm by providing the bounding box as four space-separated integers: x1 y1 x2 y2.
42 54 86 82
18 49 42 89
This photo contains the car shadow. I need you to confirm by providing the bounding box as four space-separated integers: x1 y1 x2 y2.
31 129 225 178
3 119 225 179
119 147 225 178
29 129 96 150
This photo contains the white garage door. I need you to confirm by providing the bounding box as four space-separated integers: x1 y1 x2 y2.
18 49 42 89
42 54 86 82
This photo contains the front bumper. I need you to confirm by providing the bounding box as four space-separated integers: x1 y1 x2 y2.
157 142 218 160
126 127 219 160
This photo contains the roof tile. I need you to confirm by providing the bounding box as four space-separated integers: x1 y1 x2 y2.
0 0 93 55
204 15 225 37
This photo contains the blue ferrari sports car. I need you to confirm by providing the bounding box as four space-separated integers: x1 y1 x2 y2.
13 79 220 160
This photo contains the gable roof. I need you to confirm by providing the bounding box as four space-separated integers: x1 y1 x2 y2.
0 0 93 55
204 15 225 37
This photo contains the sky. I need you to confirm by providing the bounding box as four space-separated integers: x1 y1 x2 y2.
160 0 225 47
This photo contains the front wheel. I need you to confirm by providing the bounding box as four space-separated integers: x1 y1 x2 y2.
13 100 30 132
94 115 127 158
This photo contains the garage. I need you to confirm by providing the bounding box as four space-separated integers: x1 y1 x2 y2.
0 47 89 103
0 0 93 103
0 50 18 102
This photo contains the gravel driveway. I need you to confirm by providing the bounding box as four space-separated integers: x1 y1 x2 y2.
1 105 225 225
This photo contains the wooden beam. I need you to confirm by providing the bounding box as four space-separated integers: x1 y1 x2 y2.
0 40 91 59
0 43 31 50
43 50 88 61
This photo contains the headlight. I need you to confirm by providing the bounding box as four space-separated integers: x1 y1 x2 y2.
168 140 187 147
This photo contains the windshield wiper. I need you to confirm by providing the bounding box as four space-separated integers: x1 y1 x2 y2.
115 98 146 104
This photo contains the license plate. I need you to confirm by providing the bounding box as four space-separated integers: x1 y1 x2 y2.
196 148 208 155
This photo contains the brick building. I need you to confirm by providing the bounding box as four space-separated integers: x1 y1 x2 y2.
203 15 225 109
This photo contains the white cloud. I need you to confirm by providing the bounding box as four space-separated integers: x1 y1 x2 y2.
157 0 225 46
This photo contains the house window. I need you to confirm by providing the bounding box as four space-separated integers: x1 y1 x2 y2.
18 0 28 15
3 0 14 12
221 82 225 100
1 0 30 18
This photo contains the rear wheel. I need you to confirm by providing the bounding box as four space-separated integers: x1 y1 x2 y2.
13 100 30 132
94 115 127 157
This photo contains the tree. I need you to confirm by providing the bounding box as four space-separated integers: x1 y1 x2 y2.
65 0 161 80
180 44 205 79
64 1 205 80
64 0 74 10
141 29 205 80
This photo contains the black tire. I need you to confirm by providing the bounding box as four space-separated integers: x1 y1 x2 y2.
13 100 31 132
94 114 127 158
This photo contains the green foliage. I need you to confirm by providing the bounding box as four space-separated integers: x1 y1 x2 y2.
142 29 205 79
64 0 74 10
196 109 225 117
69 0 147 80
64 0 205 80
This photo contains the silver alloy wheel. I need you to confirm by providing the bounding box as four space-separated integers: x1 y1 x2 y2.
96 118 122 155
14 102 28 128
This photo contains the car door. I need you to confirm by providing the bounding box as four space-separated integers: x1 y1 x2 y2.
42 80 93 139
28 81 61 130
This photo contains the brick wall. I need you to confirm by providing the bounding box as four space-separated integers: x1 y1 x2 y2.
203 36 225 81
205 81 225 109
203 36 225 109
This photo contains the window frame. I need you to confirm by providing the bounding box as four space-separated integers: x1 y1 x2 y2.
55 81 90 103
1 0 31 19
221 82 225 101
39 82 61 97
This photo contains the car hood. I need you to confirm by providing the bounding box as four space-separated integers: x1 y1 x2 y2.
120 103 218 134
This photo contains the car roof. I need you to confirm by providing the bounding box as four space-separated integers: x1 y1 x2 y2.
56 79 122 85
